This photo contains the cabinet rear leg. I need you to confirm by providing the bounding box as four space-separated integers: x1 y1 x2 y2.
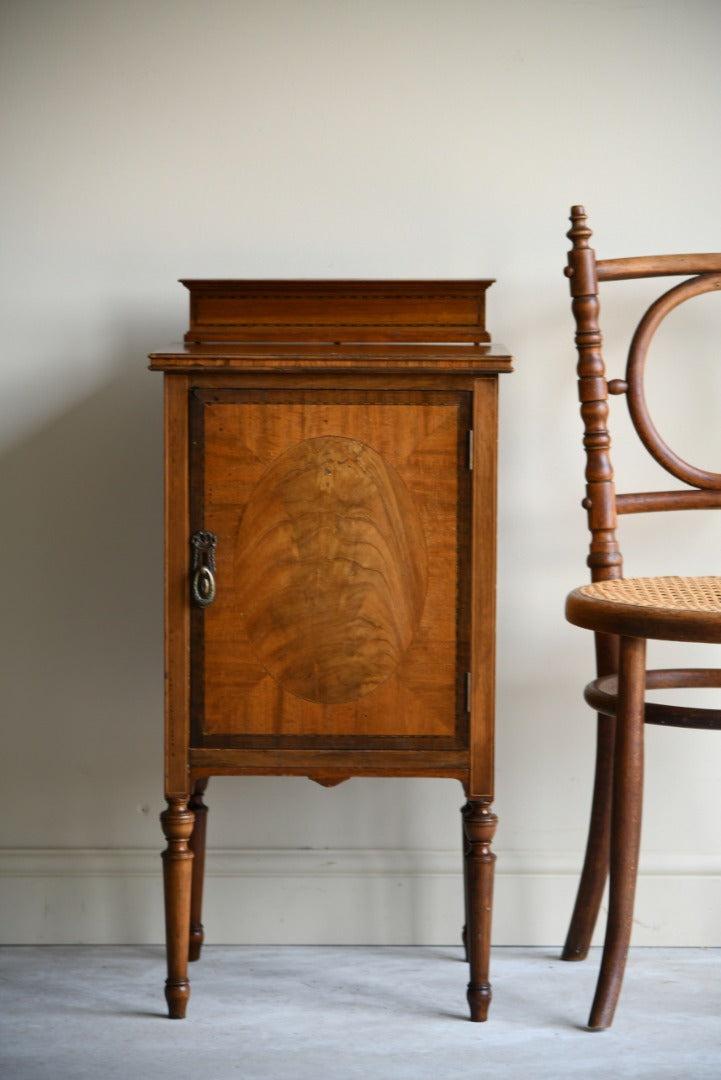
161 798 194 1018
463 800 497 1022
461 803 471 961
188 778 209 962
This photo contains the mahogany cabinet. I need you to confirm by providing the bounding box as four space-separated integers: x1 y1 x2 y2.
149 280 512 1021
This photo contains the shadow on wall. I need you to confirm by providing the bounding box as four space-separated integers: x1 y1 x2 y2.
0 328 165 847
0 322 471 862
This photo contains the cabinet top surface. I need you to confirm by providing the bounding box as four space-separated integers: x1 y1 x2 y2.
148 340 513 374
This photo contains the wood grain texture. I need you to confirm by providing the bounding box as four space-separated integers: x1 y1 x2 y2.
236 435 427 705
192 391 470 744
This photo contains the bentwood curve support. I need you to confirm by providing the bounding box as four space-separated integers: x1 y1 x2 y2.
562 205 721 1029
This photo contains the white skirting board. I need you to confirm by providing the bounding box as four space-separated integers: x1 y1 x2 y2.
2 848 721 946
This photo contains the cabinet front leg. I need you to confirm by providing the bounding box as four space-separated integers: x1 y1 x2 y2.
161 798 194 1019
463 799 497 1022
188 778 209 962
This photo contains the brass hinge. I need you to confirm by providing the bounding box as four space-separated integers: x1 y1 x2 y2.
465 672 472 713
468 428 474 470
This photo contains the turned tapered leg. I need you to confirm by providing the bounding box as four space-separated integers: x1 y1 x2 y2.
588 636 646 1030
562 713 615 961
461 808 470 960
161 798 194 1019
463 800 497 1022
188 778 209 962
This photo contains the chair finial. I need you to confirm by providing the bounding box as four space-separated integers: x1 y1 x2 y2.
568 205 592 249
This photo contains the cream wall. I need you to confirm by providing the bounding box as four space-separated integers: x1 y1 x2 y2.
3 0 721 946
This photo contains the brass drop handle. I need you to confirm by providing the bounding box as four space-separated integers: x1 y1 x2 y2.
191 531 217 608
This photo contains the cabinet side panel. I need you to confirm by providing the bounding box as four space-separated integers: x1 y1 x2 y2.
164 375 192 798
469 378 498 799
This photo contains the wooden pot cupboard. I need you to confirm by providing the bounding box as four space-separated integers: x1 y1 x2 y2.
149 279 512 1022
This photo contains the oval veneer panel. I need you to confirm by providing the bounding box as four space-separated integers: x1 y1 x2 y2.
235 436 428 704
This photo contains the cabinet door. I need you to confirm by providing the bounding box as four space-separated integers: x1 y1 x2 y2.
190 389 472 752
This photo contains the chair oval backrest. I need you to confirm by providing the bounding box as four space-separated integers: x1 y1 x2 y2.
625 273 721 489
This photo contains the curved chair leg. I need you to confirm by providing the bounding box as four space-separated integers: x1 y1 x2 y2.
588 635 646 1030
188 778 209 962
562 712 615 960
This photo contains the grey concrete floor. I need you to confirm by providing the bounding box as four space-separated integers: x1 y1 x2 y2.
0 946 719 1079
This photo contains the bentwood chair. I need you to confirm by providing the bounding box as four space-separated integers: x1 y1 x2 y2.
562 205 721 1029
